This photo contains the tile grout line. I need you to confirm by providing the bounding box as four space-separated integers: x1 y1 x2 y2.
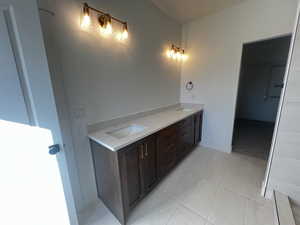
178 202 210 223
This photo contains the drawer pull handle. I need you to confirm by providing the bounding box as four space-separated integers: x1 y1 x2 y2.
140 145 144 160
145 144 148 157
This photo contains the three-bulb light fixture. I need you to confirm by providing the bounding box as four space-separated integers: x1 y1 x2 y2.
81 3 128 41
166 44 188 61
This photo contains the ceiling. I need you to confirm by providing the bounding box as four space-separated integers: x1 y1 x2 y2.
151 0 245 23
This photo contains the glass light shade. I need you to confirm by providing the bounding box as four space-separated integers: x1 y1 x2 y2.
116 29 128 41
100 22 113 36
122 29 128 39
81 14 91 29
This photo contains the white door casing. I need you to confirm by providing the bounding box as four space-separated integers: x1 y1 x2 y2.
262 1 300 197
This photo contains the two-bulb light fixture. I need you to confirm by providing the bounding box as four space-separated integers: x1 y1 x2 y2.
81 3 128 41
166 44 188 61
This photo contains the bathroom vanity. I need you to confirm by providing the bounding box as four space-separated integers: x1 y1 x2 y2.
89 106 203 225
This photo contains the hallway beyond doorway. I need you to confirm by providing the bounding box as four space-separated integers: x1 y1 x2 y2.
233 119 274 160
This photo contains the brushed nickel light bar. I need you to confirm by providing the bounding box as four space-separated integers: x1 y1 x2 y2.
166 44 188 61
81 2 128 40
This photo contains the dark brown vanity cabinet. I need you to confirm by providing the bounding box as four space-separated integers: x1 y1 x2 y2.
90 110 203 225
194 111 203 144
120 143 142 208
120 135 157 209
139 136 157 193
157 124 178 178
177 116 195 160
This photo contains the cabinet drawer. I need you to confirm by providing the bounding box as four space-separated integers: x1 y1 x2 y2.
158 133 178 146
159 124 177 137
178 117 193 129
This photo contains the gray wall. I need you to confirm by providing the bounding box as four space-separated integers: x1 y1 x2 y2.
38 0 182 213
181 0 298 152
267 10 300 207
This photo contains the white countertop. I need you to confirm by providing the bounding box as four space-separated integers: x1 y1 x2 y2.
88 105 204 151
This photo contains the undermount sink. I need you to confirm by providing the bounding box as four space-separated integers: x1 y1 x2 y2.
176 107 193 112
106 124 146 139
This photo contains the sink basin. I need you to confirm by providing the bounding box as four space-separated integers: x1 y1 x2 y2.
106 125 146 139
176 107 193 112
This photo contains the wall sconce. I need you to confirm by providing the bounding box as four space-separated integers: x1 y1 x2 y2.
81 2 129 41
166 44 188 61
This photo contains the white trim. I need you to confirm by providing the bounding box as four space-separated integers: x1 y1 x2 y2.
273 191 296 225
261 1 300 197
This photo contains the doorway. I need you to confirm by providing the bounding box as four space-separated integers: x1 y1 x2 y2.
233 35 292 160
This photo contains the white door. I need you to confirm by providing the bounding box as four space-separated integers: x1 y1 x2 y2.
0 0 78 225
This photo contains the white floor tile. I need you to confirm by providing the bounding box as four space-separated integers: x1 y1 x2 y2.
127 202 176 225
209 187 248 225
214 152 266 203
166 205 207 225
127 188 178 225
179 179 218 220
245 199 275 225
79 201 121 225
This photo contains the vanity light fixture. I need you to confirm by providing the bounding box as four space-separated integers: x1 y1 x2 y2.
80 2 129 41
167 44 188 61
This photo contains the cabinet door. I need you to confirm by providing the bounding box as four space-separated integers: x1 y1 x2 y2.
140 136 157 193
194 111 203 145
157 124 178 178
178 117 195 159
122 144 142 207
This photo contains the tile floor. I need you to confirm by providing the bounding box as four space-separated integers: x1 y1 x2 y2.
292 204 300 225
80 147 275 225
233 119 274 160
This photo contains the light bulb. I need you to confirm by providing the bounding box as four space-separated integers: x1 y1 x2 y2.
106 23 113 34
169 49 175 59
166 50 172 58
122 29 128 40
81 14 91 29
81 4 91 29
99 15 113 36
116 32 122 41
172 52 177 60
176 52 181 60
100 22 113 36
116 23 129 41
116 29 128 41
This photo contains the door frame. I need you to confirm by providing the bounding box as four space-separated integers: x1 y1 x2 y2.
230 4 300 198
261 2 300 197
231 33 292 148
